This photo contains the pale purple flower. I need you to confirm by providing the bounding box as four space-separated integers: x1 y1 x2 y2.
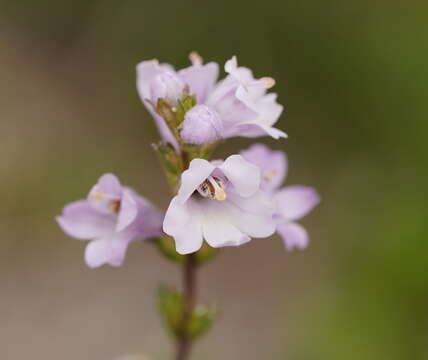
56 174 163 268
241 144 320 250
163 155 276 254
136 54 286 148
205 56 287 140
136 56 219 150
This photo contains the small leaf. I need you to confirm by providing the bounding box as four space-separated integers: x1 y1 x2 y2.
188 305 217 339
158 286 184 336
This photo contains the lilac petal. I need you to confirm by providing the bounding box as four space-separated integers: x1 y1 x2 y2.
176 159 215 204
126 189 163 239
276 222 309 250
200 200 250 248
178 62 219 103
163 197 203 254
224 56 255 85
219 155 260 197
84 234 134 268
240 143 288 192
88 173 123 213
136 60 179 151
56 200 115 240
275 185 320 221
116 189 138 232
225 191 276 238
224 56 238 74
94 173 122 195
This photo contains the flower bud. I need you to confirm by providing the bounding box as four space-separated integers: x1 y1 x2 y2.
150 71 185 106
180 105 223 145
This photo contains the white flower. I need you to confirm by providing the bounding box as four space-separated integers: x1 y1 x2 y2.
163 155 276 254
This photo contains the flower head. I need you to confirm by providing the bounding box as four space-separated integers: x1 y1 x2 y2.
241 144 320 250
163 155 276 254
136 54 286 148
56 174 163 268
136 57 219 150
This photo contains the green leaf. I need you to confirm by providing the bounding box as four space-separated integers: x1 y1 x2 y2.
158 286 184 336
188 305 217 339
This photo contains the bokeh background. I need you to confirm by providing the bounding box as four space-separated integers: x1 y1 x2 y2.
1 0 427 359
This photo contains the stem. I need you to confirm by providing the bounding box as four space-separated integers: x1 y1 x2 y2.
176 253 197 360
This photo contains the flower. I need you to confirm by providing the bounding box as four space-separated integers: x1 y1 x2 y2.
206 56 287 140
136 55 219 150
56 174 163 268
241 144 320 250
163 155 276 254
136 53 286 148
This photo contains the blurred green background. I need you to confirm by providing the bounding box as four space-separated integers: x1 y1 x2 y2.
1 0 427 359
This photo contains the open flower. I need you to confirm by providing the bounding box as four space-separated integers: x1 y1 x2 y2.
136 53 286 147
205 56 287 140
241 144 320 250
163 155 276 254
56 174 163 268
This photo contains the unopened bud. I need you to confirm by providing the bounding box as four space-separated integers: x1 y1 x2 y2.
180 105 223 145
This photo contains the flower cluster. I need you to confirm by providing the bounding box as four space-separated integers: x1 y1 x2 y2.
57 52 319 267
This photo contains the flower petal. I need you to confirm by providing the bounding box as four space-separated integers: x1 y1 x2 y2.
276 222 309 250
116 189 138 232
275 185 320 221
225 191 276 238
88 173 123 213
178 62 219 103
200 200 250 248
176 159 215 203
84 233 134 268
219 155 260 197
163 197 203 254
56 200 115 240
136 60 180 151
240 143 288 192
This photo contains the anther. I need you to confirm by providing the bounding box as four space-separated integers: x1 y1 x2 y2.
189 51 203 66
260 77 276 89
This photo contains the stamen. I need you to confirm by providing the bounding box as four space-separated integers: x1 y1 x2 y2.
262 169 278 183
260 77 276 89
197 176 227 201
92 191 104 200
189 51 203 66
108 199 121 213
